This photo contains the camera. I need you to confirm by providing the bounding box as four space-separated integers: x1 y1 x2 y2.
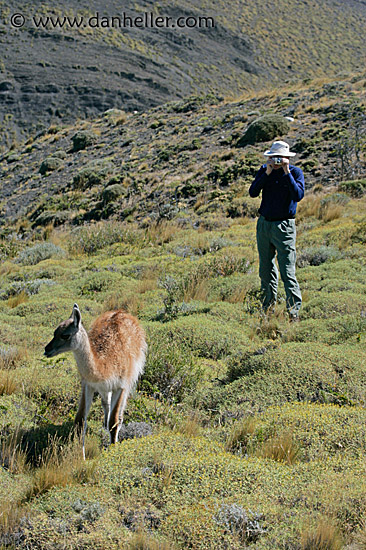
272 157 283 165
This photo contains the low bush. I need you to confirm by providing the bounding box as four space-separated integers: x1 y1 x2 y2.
139 330 202 403
236 115 290 146
0 278 56 299
72 159 114 190
16 243 66 265
339 178 366 197
39 157 64 175
215 503 265 543
68 222 141 255
198 342 366 416
71 130 97 152
297 245 342 267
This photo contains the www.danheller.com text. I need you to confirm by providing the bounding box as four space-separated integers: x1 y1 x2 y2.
9 11 216 30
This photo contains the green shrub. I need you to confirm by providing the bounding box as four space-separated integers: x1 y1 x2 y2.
256 402 366 461
297 245 342 267
139 330 202 403
33 210 71 227
198 342 366 416
78 272 119 298
72 159 113 190
94 431 366 549
339 178 366 197
236 115 290 146
68 222 140 255
16 243 66 265
1 278 56 299
39 157 63 175
101 184 124 203
214 503 265 543
150 315 249 360
71 130 97 152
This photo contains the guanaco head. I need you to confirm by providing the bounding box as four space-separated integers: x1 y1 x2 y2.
44 303 82 358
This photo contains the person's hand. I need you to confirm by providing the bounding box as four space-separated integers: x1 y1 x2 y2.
265 158 274 175
282 157 290 174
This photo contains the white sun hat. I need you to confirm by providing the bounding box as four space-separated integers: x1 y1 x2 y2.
263 140 296 157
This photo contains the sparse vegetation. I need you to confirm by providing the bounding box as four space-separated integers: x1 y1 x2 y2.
0 71 365 549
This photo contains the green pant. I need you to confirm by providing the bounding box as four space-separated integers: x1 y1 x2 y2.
256 215 302 316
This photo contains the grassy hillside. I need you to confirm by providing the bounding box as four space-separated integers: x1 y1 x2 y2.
0 72 366 548
0 185 366 548
0 0 365 148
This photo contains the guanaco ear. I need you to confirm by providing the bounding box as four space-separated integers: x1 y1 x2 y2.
71 303 81 328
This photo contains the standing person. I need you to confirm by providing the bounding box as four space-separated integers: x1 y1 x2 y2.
249 141 304 321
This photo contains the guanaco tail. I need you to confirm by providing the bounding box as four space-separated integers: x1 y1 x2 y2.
44 304 147 458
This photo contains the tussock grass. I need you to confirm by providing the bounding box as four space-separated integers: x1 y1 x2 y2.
249 309 287 340
102 292 143 316
321 204 343 222
0 370 18 396
181 272 210 302
301 519 342 550
256 431 300 465
6 290 29 308
144 221 181 245
24 434 98 502
0 500 27 546
0 346 27 370
1 430 28 474
225 417 257 454
173 412 202 438
127 531 176 550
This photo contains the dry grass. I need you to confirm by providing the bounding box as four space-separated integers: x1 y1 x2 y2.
127 531 176 550
181 273 210 303
225 417 257 454
0 347 27 370
226 285 249 304
137 277 158 294
174 412 202 438
256 431 300 465
301 519 342 550
151 451 175 491
114 113 127 126
144 221 181 245
352 521 366 548
0 430 28 474
0 370 18 396
249 311 285 340
297 194 344 223
297 194 322 220
321 204 343 222
102 292 144 317
0 261 19 276
6 290 29 308
0 500 27 545
24 435 97 502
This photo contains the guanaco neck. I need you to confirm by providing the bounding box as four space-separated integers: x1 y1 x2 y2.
72 325 101 382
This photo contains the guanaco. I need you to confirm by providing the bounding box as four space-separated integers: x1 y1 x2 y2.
44 304 147 458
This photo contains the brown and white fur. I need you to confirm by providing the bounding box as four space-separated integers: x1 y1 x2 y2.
44 304 147 458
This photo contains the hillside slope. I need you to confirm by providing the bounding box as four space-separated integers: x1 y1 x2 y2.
0 70 365 229
0 0 365 148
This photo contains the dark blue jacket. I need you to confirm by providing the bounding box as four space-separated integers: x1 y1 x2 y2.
249 164 305 219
